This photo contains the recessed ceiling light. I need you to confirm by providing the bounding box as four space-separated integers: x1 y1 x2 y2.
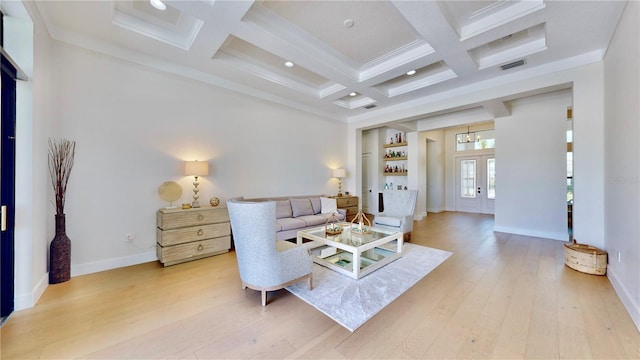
150 0 167 10
406 70 416 76
349 92 357 97
344 19 355 28
284 61 294 68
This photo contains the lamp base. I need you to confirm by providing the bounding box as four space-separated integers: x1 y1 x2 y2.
191 176 201 208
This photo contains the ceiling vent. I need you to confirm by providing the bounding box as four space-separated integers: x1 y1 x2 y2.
500 59 526 71
363 104 377 109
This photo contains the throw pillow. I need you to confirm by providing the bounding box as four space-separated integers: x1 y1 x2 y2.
290 198 314 217
275 200 293 219
310 197 321 214
320 197 338 214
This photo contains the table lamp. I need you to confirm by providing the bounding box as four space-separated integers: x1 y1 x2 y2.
184 160 209 208
332 168 346 197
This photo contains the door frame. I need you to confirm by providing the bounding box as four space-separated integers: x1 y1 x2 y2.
1 53 18 320
361 152 375 213
454 152 495 215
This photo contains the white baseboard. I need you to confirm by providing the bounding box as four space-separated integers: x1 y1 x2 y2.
14 272 48 312
493 225 568 241
426 207 445 213
13 251 157 312
414 212 426 221
71 250 157 277
607 265 640 332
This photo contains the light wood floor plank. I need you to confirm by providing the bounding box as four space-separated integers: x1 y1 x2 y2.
525 239 561 359
578 275 630 359
1 212 637 359
556 243 594 359
456 234 530 358
491 236 540 359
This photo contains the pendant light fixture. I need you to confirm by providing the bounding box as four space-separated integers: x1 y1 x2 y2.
457 125 480 144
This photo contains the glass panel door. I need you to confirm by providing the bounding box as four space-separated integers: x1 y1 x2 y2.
456 155 495 214
456 157 481 213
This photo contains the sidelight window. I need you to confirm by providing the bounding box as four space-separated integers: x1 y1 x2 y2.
487 158 496 199
460 160 476 198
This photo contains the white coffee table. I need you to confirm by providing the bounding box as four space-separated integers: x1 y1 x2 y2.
296 225 403 279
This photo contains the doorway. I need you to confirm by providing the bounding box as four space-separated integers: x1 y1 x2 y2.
455 154 495 214
361 153 375 213
1 52 18 321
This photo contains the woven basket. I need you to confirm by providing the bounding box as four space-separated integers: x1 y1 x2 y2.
564 239 607 276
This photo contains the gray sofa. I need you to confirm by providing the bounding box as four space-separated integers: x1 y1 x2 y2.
242 195 347 240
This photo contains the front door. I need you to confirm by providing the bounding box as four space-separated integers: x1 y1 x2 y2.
455 154 495 214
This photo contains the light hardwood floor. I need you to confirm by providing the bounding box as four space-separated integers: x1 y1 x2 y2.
2 212 638 359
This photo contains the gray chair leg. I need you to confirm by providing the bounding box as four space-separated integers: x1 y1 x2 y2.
261 290 267 306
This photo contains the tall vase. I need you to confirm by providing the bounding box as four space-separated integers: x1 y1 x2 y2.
49 214 71 284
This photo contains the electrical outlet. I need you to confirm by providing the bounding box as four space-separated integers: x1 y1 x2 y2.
126 233 136 242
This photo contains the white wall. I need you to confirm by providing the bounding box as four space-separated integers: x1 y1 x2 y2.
494 90 571 240
47 41 347 274
603 0 640 331
14 33 347 309
572 68 606 250
29 15 51 309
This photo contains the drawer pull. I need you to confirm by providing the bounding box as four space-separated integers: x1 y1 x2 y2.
197 244 204 251
197 229 204 236
197 214 204 221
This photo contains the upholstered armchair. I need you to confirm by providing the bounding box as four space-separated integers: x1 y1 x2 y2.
227 199 313 306
373 190 418 241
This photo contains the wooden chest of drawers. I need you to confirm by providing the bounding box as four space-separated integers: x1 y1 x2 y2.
331 195 359 220
156 207 230 266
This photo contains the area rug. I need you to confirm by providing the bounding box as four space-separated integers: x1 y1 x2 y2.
286 243 452 332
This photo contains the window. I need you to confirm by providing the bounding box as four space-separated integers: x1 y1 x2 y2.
460 160 476 198
567 119 573 203
567 149 573 203
456 129 496 151
487 158 496 199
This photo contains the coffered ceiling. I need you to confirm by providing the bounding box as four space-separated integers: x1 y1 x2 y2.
32 0 626 124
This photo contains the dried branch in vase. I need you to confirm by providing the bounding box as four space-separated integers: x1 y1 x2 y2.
48 138 76 215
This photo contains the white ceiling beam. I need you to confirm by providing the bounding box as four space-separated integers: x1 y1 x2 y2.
481 99 512 118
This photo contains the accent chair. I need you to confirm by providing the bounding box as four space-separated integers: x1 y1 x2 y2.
227 198 313 306
373 190 418 241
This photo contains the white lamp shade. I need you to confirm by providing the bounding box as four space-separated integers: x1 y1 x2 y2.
184 160 209 176
332 168 346 178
